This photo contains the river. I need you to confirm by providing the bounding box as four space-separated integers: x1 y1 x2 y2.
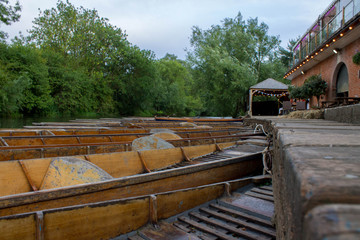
0 115 120 128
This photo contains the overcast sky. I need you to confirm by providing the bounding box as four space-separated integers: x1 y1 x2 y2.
2 0 332 59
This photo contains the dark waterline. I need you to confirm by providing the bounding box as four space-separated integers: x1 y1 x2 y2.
0 115 120 129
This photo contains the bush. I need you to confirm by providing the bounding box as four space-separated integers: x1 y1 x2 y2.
353 52 360 65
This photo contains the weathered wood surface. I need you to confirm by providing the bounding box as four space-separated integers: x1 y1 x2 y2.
0 144 263 217
0 176 273 240
0 143 236 196
0 133 264 161
0 129 247 147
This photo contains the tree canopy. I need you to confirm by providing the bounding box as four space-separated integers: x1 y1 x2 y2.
0 1 290 118
289 75 327 106
0 0 21 40
188 13 284 117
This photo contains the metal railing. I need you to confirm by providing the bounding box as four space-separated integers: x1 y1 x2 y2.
292 0 360 66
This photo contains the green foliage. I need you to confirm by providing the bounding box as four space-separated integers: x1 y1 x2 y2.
289 85 307 99
154 55 203 116
353 52 360 65
0 0 22 40
0 43 53 115
0 2 291 118
188 12 283 117
289 75 327 106
279 38 299 70
304 75 327 106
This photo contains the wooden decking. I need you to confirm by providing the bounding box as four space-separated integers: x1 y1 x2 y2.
127 184 275 240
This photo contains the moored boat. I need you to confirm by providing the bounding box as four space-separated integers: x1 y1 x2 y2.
0 175 274 240
155 116 243 122
0 141 267 217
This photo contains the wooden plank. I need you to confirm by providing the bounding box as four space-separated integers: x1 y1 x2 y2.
199 207 276 237
36 211 44 240
140 221 201 240
156 184 224 219
210 203 273 227
140 148 184 170
251 187 274 197
19 160 38 191
21 159 51 190
0 213 36 240
44 198 150 240
138 151 151 173
0 137 9 146
149 195 158 225
259 185 273 191
189 212 270 240
0 161 31 197
0 155 261 216
87 151 142 178
245 192 274 202
178 216 237 240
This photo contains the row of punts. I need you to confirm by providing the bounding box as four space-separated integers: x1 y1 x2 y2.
0 117 275 239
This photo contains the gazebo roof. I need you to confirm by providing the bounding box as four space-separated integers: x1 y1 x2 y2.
250 78 289 90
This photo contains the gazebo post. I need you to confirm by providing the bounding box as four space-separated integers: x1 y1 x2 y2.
249 89 253 116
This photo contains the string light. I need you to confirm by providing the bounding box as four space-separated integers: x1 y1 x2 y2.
284 10 360 79
253 90 289 97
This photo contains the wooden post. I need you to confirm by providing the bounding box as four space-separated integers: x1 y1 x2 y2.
36 211 44 240
149 195 158 228
180 147 191 162
137 151 151 173
19 160 38 191
249 89 253 116
223 182 231 197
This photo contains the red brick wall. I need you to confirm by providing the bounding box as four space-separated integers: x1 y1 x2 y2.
291 38 360 107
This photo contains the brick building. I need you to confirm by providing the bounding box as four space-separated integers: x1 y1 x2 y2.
285 0 360 107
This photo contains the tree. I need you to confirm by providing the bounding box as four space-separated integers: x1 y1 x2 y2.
0 42 53 115
289 85 307 100
0 0 21 40
188 12 282 117
279 38 299 70
154 54 202 116
289 75 327 107
28 0 161 115
303 75 327 107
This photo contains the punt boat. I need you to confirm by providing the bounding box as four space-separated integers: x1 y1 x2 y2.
0 175 275 240
0 140 267 218
155 116 243 122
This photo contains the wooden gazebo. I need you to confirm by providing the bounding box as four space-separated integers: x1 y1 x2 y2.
249 78 289 116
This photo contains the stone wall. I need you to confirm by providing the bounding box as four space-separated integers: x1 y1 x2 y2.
324 103 360 124
244 118 360 239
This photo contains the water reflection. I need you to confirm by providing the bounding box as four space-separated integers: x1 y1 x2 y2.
0 115 119 128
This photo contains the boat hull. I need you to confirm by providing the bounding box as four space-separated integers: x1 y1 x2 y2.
0 151 262 217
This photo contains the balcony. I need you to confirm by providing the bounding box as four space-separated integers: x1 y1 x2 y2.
286 0 360 78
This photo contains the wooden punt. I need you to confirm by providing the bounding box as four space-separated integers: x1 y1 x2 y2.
0 128 250 147
0 175 275 240
155 116 243 122
0 134 264 161
0 141 266 217
30 119 242 127
0 126 245 137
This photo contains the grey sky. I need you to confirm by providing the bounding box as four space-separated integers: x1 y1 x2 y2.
3 0 331 59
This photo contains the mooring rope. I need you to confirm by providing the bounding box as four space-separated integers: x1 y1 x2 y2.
262 146 272 175
253 124 269 136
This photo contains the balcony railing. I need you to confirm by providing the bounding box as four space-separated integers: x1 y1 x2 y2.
292 0 360 66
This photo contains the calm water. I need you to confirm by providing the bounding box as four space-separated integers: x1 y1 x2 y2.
0 115 120 129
